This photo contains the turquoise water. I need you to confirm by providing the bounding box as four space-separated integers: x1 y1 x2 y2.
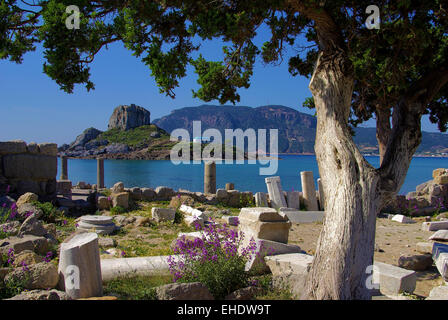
57 155 447 195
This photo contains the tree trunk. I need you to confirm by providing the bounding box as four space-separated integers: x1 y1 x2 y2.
375 107 391 165
302 51 381 300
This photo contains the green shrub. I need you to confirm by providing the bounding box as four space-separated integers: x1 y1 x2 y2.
174 209 183 224
103 275 172 300
0 249 31 299
110 206 127 215
168 221 259 299
31 201 63 223
0 275 29 300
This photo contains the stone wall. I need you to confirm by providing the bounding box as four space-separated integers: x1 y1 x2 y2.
0 140 58 200
383 168 448 216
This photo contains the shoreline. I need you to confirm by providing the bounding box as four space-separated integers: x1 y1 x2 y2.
63 153 448 160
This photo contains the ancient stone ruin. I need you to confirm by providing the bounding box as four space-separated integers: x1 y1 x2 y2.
384 168 448 216
0 140 57 200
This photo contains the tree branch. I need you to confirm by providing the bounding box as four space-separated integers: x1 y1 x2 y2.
378 65 448 203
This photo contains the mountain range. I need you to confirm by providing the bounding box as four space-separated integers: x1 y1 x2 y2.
153 105 448 155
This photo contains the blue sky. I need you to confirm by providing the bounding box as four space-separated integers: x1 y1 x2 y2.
0 24 444 146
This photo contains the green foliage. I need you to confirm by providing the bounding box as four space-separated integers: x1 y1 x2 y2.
30 201 60 223
3 1 448 130
31 201 63 223
169 223 258 299
174 209 183 224
0 209 8 225
0 274 30 300
0 230 7 239
252 275 294 300
0 0 39 63
110 206 127 215
184 252 248 300
0 249 31 299
103 275 172 300
239 193 255 208
96 125 169 149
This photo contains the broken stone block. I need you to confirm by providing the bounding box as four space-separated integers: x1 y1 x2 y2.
264 253 314 299
432 243 448 282
265 176 287 209
278 208 324 224
434 175 448 185
429 230 448 241
111 192 129 209
58 232 102 299
433 168 447 179
254 192 268 207
426 285 448 300
435 253 448 283
151 207 176 223
77 216 116 235
97 196 110 210
184 215 204 228
391 214 415 224
244 239 303 273
156 282 214 300
286 191 301 209
422 221 448 232
416 242 435 254
238 207 291 244
398 254 433 271
373 261 417 296
111 182 124 194
222 215 239 226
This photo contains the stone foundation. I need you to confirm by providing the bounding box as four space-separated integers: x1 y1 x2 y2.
382 168 448 216
0 140 57 200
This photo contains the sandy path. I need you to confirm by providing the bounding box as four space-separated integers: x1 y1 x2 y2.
287 216 446 297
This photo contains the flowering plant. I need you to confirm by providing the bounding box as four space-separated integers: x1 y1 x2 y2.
434 197 447 215
167 219 259 299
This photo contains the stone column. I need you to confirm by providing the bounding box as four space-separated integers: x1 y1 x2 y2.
317 178 325 211
225 183 234 191
255 192 268 207
265 176 287 209
97 158 104 189
58 232 103 299
300 171 318 211
60 156 68 180
287 191 301 209
204 161 216 194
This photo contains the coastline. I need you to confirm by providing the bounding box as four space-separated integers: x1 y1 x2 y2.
62 152 448 160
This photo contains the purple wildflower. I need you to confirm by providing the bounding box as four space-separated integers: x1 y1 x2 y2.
44 251 53 263
21 261 30 272
7 248 15 266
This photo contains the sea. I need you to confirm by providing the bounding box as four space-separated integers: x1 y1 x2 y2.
58 155 447 195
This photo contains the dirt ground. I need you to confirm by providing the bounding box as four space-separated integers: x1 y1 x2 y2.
287 216 446 298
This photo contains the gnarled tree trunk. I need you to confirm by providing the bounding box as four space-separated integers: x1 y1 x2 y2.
375 107 392 165
302 50 382 300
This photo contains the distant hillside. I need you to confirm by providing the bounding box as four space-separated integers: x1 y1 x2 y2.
154 105 448 155
154 105 316 153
